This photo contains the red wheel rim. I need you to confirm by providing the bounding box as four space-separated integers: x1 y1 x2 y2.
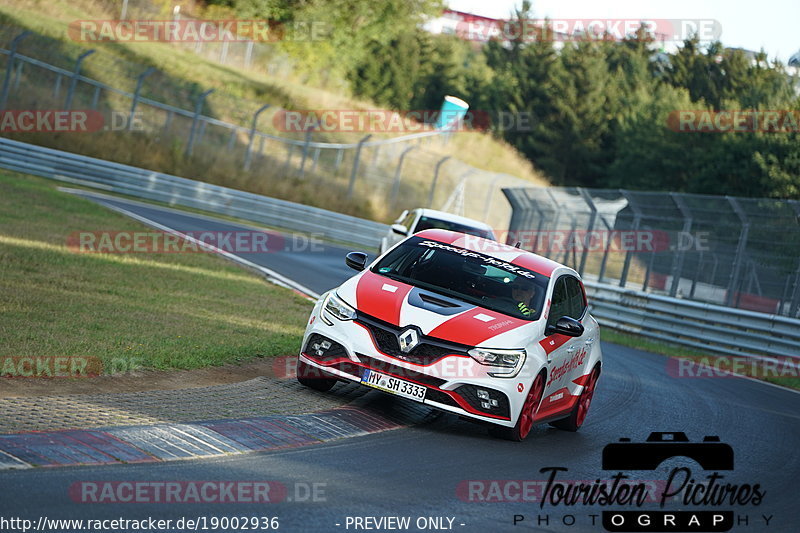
575 369 598 427
519 375 544 439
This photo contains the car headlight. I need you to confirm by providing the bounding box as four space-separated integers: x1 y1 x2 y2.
468 348 526 378
321 292 356 325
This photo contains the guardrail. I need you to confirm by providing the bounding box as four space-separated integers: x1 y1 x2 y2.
2 135 797 362
0 137 388 249
585 280 800 361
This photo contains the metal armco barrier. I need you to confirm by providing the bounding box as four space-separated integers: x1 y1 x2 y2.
585 281 800 361
0 137 387 249
2 135 797 362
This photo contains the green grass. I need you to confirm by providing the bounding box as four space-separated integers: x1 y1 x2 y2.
0 170 312 373
602 329 800 391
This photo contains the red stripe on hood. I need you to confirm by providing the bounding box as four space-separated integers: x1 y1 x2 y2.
355 271 413 326
427 310 528 346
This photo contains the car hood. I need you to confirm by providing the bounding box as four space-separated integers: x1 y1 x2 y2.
337 270 533 347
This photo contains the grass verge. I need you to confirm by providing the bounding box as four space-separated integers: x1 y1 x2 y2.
0 170 312 374
602 329 800 391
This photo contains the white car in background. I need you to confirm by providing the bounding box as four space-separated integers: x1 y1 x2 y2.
380 208 496 253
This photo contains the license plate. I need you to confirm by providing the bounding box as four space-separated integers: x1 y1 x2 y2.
361 369 426 401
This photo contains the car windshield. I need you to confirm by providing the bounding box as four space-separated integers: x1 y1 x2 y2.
415 216 494 240
372 236 548 320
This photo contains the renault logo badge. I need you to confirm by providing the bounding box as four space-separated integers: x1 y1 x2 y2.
398 328 420 353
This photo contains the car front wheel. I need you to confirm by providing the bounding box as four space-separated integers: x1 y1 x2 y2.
296 359 337 392
489 372 545 441
549 365 600 432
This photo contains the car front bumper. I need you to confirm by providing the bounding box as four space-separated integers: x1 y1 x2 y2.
298 305 534 427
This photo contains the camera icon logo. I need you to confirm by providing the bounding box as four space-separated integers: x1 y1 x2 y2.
602 432 734 471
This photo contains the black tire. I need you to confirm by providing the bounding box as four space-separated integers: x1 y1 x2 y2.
296 359 337 392
549 365 600 432
488 373 546 441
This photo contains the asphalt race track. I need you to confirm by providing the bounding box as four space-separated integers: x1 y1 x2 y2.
2 193 798 533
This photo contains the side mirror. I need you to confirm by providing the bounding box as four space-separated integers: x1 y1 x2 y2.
545 316 584 337
345 251 368 271
391 224 408 236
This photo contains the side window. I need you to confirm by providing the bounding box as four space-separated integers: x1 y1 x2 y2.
564 276 587 320
547 278 569 328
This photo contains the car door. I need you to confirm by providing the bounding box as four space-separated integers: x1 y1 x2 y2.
538 275 589 416
564 276 596 373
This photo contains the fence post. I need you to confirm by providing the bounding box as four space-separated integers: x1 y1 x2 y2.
12 61 23 91
790 264 800 317
220 40 230 64
725 197 750 307
244 104 270 170
64 49 95 110
788 201 800 316
128 67 154 131
427 156 450 208
185 89 214 157
90 86 101 109
244 41 254 68
668 193 693 297
298 123 316 179
593 217 613 282
53 75 62 99
0 31 31 111
617 190 641 287
389 145 415 207
347 134 371 198
334 148 344 174
577 188 598 276
311 147 321 173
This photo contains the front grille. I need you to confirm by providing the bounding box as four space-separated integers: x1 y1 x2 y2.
355 353 447 388
303 334 347 362
356 313 471 365
454 384 511 418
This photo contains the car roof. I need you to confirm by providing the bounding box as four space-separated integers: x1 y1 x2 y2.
414 229 564 277
415 209 494 231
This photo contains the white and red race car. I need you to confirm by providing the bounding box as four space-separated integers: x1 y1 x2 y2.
296 229 602 441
